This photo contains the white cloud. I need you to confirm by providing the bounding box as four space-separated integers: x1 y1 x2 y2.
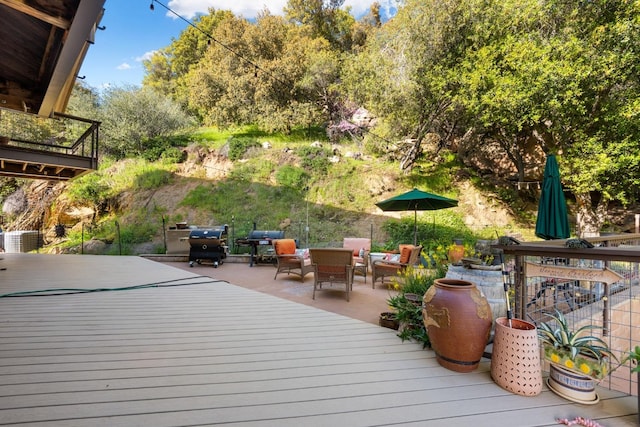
166 0 287 20
136 50 157 62
165 0 398 20
117 63 132 70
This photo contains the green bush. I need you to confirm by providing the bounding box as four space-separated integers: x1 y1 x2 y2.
66 173 110 206
134 169 173 190
275 165 309 188
387 266 446 348
227 137 261 161
297 146 331 174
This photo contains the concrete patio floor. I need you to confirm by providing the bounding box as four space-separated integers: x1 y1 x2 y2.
157 257 396 326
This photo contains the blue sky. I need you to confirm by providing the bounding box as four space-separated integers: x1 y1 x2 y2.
79 0 399 90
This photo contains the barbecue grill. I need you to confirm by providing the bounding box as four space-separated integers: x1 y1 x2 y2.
188 226 228 267
235 230 285 266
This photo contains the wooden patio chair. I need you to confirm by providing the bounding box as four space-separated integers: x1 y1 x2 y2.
273 239 313 282
309 248 354 301
342 237 371 283
371 244 423 288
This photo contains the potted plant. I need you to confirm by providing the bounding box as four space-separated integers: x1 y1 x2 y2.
537 309 616 404
379 311 399 330
622 346 640 424
384 264 443 348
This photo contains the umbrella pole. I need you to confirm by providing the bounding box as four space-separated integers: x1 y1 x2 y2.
499 250 513 328
414 208 417 246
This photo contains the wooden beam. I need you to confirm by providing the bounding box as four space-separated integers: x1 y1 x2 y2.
0 0 71 29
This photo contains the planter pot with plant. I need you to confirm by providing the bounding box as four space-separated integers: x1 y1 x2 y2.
379 312 399 330
537 309 616 404
622 346 640 424
385 265 444 348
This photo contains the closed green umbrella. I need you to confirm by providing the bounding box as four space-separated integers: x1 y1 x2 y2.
376 188 458 245
535 155 570 240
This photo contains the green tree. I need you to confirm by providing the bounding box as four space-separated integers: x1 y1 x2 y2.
343 0 466 164
346 0 640 235
143 9 236 106
454 0 640 235
183 11 337 133
99 86 194 159
67 82 100 120
284 0 354 51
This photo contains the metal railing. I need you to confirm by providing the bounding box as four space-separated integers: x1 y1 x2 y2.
500 234 640 395
0 109 99 163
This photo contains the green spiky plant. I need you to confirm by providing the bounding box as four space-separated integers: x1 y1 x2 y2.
538 309 616 379
624 346 640 373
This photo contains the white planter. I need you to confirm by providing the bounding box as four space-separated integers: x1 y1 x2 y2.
547 363 599 405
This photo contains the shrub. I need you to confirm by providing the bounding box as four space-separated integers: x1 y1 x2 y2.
66 173 110 207
133 169 173 190
387 265 446 347
275 165 309 188
227 137 261 161
297 146 331 174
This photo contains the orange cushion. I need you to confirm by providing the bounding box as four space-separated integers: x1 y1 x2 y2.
274 239 296 255
399 246 412 264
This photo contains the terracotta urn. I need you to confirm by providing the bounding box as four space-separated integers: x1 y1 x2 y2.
423 278 492 373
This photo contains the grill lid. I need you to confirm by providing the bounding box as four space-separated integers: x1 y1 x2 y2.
246 230 285 240
188 229 226 239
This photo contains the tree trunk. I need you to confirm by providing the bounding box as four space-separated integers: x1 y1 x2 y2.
574 192 608 238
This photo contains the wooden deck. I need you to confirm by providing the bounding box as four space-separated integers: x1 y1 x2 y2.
0 254 637 426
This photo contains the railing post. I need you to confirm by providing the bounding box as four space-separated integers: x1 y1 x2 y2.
514 255 525 319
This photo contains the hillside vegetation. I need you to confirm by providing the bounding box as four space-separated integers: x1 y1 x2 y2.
3 126 528 256
4 0 632 250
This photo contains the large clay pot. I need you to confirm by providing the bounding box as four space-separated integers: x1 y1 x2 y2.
423 278 492 373
445 264 507 339
490 317 542 396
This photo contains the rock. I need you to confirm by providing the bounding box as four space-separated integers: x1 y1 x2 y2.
82 238 107 254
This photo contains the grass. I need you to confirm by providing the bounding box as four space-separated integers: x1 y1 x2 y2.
47 126 531 254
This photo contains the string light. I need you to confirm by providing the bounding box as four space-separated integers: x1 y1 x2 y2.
149 0 285 87
149 1 154 11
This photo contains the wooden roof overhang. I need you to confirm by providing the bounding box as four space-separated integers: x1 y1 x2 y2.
0 0 105 180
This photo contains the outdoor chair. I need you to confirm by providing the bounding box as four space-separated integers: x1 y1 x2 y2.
371 244 423 288
342 237 371 283
309 248 354 301
273 239 313 282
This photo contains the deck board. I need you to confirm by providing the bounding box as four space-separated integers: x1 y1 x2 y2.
0 254 636 426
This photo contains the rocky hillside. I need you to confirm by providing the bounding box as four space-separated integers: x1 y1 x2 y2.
1 139 538 254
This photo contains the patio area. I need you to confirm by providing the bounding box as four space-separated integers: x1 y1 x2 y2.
0 253 637 426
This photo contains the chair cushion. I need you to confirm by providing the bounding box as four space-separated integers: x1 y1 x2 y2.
384 253 401 262
295 248 310 259
343 238 371 257
274 239 296 255
399 246 413 264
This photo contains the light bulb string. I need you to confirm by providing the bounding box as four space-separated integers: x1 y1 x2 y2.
149 0 287 88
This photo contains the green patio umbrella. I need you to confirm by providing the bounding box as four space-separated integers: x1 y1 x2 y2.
376 188 458 245
535 155 570 240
